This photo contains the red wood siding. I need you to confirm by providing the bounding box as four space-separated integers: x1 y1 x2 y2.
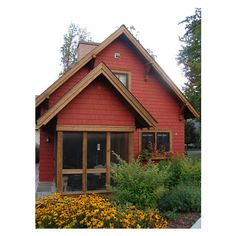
57 78 135 126
94 38 184 155
39 128 55 181
49 66 90 108
40 36 184 176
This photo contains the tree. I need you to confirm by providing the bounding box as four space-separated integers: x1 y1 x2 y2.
60 23 91 74
177 8 201 149
177 8 201 114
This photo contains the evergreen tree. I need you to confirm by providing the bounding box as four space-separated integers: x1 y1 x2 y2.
177 8 201 114
177 8 201 149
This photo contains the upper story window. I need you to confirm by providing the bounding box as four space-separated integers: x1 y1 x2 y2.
114 72 129 88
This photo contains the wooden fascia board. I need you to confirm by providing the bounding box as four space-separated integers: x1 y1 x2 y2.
37 62 156 128
101 65 157 127
121 27 200 119
35 27 126 108
37 63 104 127
36 24 198 119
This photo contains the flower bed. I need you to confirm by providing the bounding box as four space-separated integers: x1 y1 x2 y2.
36 193 168 228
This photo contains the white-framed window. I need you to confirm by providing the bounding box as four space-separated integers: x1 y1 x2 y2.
114 73 128 88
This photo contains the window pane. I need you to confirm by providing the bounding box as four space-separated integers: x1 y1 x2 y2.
142 132 155 150
87 173 106 191
63 132 82 169
157 132 170 151
62 174 82 192
87 133 106 169
111 133 129 163
115 73 128 87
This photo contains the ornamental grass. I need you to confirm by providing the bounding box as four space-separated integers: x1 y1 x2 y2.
36 193 168 228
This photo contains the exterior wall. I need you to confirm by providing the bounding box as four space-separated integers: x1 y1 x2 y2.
39 128 55 181
47 37 184 156
57 78 135 126
49 66 91 109
40 36 185 175
94 38 184 156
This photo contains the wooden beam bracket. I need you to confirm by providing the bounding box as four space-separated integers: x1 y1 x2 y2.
144 62 152 81
179 104 186 121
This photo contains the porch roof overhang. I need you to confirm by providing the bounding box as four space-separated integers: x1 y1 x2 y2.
36 62 157 129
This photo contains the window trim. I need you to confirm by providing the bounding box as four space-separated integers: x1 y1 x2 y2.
112 70 131 90
139 129 172 152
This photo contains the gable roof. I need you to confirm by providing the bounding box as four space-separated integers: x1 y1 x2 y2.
36 24 199 119
37 62 157 129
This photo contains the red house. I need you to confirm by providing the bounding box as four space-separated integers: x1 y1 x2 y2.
35 25 199 196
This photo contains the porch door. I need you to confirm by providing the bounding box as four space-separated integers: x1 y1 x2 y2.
87 132 106 191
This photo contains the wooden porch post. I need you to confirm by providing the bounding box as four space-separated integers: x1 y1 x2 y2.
82 132 87 192
128 132 134 163
106 132 111 190
56 131 63 193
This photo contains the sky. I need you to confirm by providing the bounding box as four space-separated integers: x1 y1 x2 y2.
10 0 201 95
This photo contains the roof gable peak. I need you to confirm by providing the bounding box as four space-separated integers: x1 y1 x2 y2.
37 62 157 129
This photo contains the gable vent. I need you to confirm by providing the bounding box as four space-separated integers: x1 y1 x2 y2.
114 52 121 59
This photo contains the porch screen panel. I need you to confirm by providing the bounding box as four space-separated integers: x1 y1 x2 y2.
62 174 82 192
87 133 106 169
63 132 83 169
111 133 129 163
141 132 155 150
87 173 106 191
156 132 170 151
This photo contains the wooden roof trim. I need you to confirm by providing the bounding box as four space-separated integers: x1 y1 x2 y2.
101 64 157 127
36 24 199 119
36 26 127 107
120 26 200 119
37 62 157 128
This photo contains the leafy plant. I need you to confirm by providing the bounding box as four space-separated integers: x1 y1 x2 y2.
138 149 152 161
111 152 169 209
158 183 201 213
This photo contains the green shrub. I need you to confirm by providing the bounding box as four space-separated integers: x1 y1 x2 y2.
180 157 201 186
158 183 201 213
158 156 201 189
111 153 170 209
111 152 201 213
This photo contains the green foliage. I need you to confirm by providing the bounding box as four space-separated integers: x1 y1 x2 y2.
158 156 201 189
177 8 201 115
162 210 177 221
111 152 201 214
158 184 201 213
60 23 91 74
185 119 201 148
180 157 201 186
138 149 152 161
158 157 201 213
111 152 169 209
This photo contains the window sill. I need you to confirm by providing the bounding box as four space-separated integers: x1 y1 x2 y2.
150 156 168 160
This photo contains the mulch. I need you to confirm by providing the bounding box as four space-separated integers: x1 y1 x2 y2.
167 213 201 228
